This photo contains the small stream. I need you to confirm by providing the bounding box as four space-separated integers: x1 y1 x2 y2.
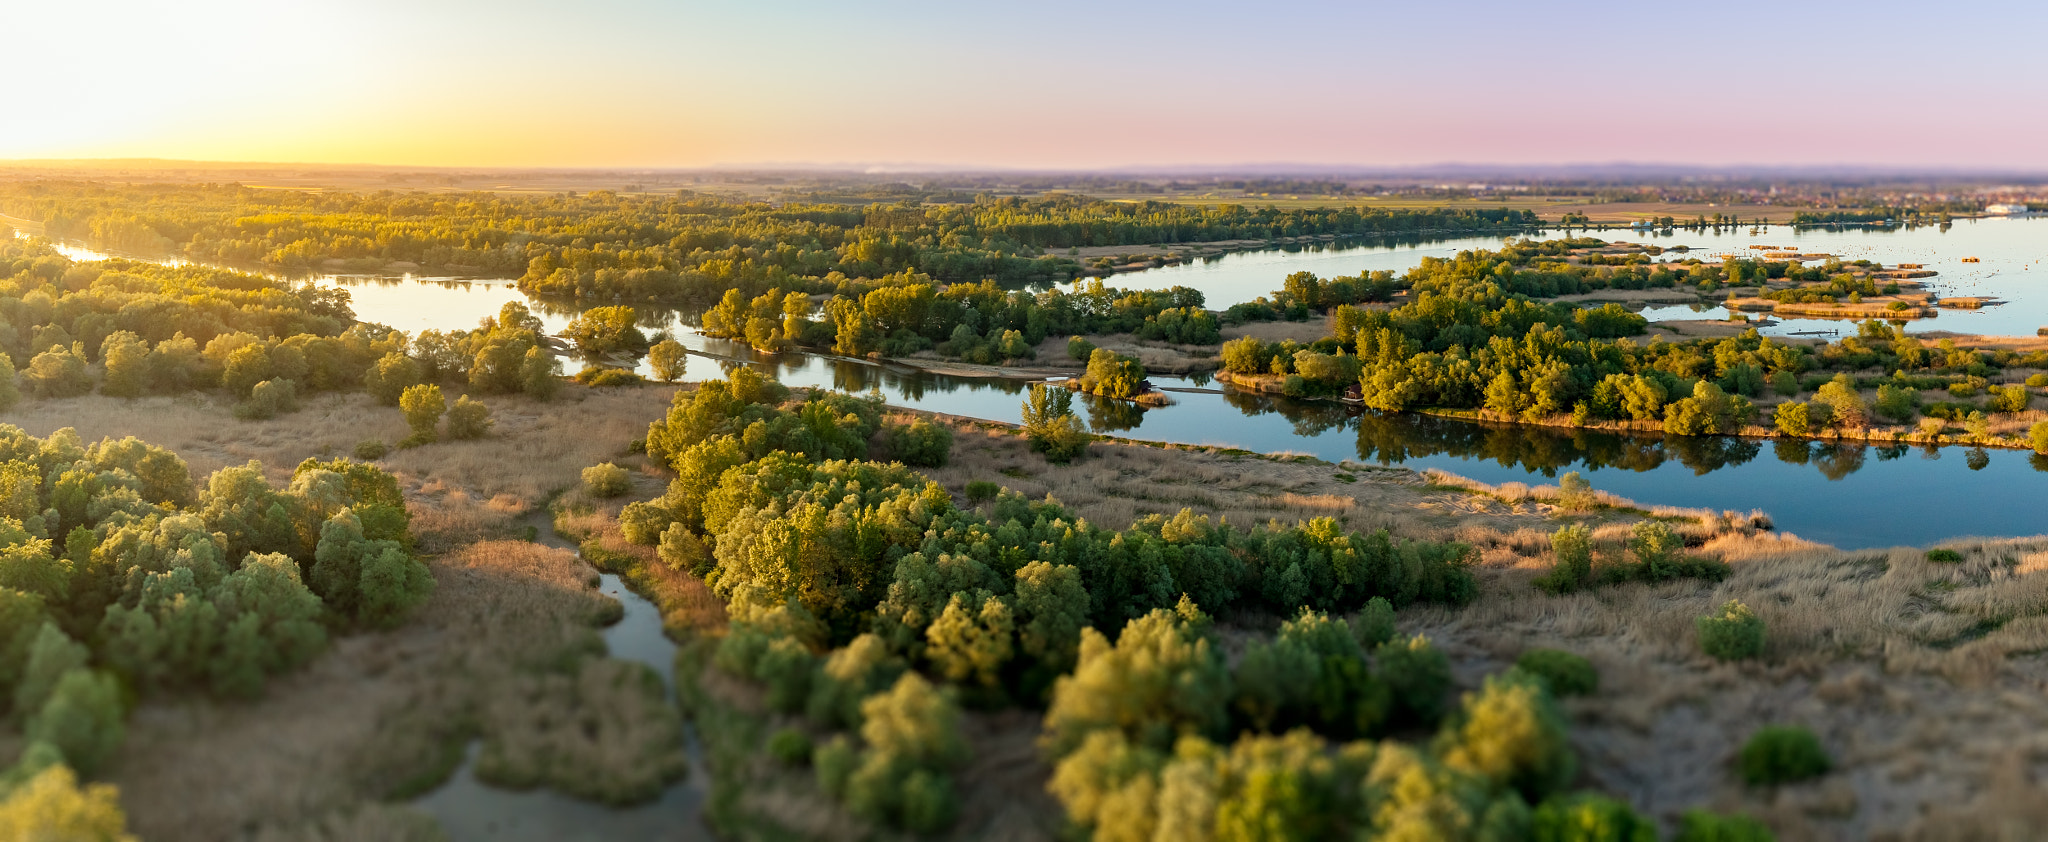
409 518 715 841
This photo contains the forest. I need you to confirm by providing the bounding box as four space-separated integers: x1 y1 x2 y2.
0 182 1538 306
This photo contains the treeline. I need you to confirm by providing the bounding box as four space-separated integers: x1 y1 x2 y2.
0 427 432 832
0 242 568 424
0 182 1536 306
702 277 1217 360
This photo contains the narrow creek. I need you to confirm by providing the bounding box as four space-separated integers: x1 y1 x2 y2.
408 515 714 840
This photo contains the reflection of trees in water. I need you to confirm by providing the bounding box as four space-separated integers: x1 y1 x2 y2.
1966 448 1991 471
1666 436 1761 475
1078 393 1147 432
1773 439 1811 465
1874 444 1909 462
1810 443 1866 481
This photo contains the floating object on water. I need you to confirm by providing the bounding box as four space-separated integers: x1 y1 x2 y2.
1962 257 1981 263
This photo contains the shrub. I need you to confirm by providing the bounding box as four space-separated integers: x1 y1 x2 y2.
1515 649 1598 697
445 395 492 440
352 439 389 461
767 727 813 766
2028 373 2048 388
1738 726 1830 786
2031 421 2048 454
1556 471 1595 512
1925 548 1963 563
575 366 643 387
1697 600 1765 661
618 501 672 545
1535 524 1593 595
1772 401 1810 437
365 352 423 406
233 378 299 420
1021 385 1090 463
1440 671 1576 801
815 735 858 798
1674 810 1777 842
1079 348 1146 399
1066 335 1095 362
1353 596 1397 648
881 419 953 467
1378 634 1452 729
1530 793 1657 842
583 463 632 498
399 384 446 445
963 480 1000 504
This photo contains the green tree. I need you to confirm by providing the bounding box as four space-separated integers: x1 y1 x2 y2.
23 345 91 399
399 384 446 445
1773 401 1810 437
1535 524 1593 595
880 419 952 467
364 352 423 405
1440 671 1575 802
1014 561 1089 674
924 592 1014 689
1081 348 1146 399
14 624 87 719
521 346 562 401
648 339 688 382
1812 374 1866 428
99 332 149 398
445 395 492 440
1021 385 1089 463
27 669 125 776
564 305 649 356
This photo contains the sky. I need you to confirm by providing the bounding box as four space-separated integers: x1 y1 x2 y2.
9 0 2047 170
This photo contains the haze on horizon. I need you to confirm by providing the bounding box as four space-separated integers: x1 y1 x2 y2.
14 0 2046 172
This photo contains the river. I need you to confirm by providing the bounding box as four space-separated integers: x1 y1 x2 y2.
28 218 2048 549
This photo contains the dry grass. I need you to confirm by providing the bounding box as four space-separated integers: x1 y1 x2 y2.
110 539 622 840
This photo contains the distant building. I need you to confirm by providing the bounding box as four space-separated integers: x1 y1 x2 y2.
1985 203 2030 215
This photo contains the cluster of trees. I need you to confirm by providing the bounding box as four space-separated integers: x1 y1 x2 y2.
0 427 431 833
0 241 569 416
1 183 1538 306
1221 269 1403 323
628 373 1479 831
1037 603 1764 840
701 276 1215 361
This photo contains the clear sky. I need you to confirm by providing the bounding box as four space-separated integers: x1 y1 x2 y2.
10 0 2045 170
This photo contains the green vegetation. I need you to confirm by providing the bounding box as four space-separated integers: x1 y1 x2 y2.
1697 600 1766 661
1538 521 1727 595
582 462 633 498
1926 548 1964 563
1020 384 1090 463
1515 648 1599 697
0 427 427 838
1737 726 1830 786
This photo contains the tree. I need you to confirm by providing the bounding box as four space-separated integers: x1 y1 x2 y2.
0 764 136 841
1021 385 1089 463
0 354 19 411
2031 421 2048 454
399 384 445 445
1081 348 1146 399
563 305 649 357
14 624 87 719
1440 672 1575 802
364 352 423 406
648 339 688 382
521 346 562 401
1042 608 1231 756
23 345 90 399
880 419 952 467
583 463 632 497
1535 524 1593 595
27 669 125 776
1014 561 1089 674
445 395 492 440
1773 401 1810 437
925 592 1014 688
1812 374 1866 428
99 332 149 398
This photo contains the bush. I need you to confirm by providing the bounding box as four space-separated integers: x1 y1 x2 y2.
1440 671 1576 801
1772 401 1810 437
1377 634 1452 729
1674 810 1777 842
2028 373 2048 388
1738 726 1830 786
399 384 446 445
1556 471 1595 512
575 366 643 387
2030 421 2048 454
815 735 857 798
1530 793 1657 842
1515 649 1598 697
618 501 672 545
233 378 299 420
445 395 492 440
352 439 389 461
1535 524 1593 595
583 463 632 498
963 480 1000 504
1697 600 1764 661
881 419 953 467
1066 335 1095 362
1353 596 1397 648
767 727 813 766
1021 385 1090 463
365 352 423 406
1925 548 1963 563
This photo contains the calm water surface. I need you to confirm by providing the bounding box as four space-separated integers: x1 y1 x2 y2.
34 225 2048 549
